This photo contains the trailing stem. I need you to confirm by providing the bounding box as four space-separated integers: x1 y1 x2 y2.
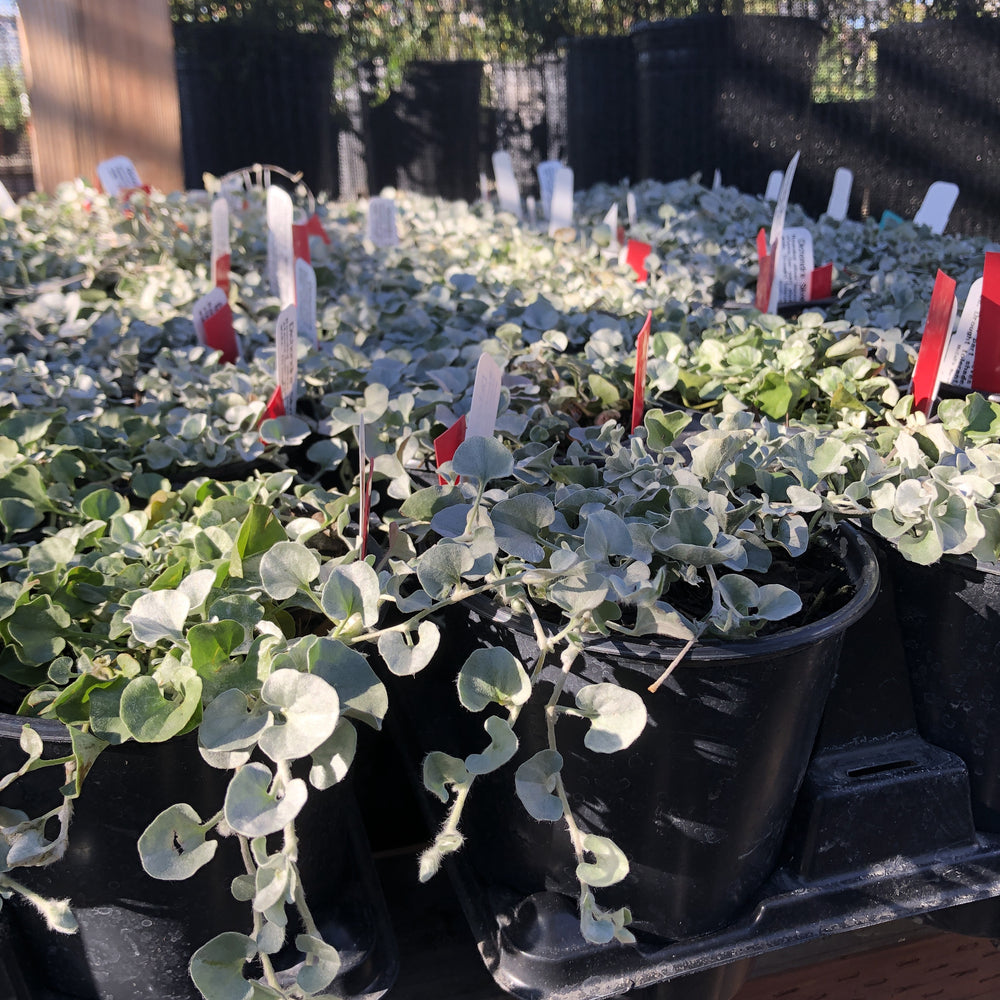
238 834 282 993
544 642 587 863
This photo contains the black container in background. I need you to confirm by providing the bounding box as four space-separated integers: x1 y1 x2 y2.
872 19 1000 238
876 544 1000 938
393 60 484 203
882 547 1000 833
0 714 395 1000
173 23 340 195
565 36 637 189
714 15 824 195
632 16 727 185
632 16 822 192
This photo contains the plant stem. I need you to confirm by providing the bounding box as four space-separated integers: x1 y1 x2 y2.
277 760 322 941
238 834 283 993
647 635 698 693
346 572 530 646
544 643 586 863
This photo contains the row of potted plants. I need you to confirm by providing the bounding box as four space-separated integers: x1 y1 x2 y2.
1 172 999 1000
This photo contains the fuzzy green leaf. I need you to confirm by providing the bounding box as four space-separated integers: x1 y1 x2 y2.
139 803 218 881
200 688 272 753
8 596 70 664
457 647 531 713
295 934 342 995
120 665 203 743
123 590 191 646
423 752 470 803
465 716 518 775
451 436 514 485
260 541 321 600
309 718 357 789
258 669 339 762
377 621 440 676
320 562 380 629
224 763 308 838
577 834 630 888
415 542 474 600
514 749 563 821
189 932 256 1000
574 683 647 753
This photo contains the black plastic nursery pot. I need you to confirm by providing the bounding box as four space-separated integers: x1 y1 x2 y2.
461 525 878 939
872 18 1000 238
873 543 1000 939
393 60 484 203
632 16 726 184
389 525 879 999
880 546 1000 834
631 15 822 191
0 713 396 1000
173 23 340 195
565 36 637 190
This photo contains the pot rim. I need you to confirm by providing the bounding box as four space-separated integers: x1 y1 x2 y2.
466 522 879 665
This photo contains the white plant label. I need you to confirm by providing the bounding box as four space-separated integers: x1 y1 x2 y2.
712 169 722 191
827 168 853 221
295 258 318 348
537 160 561 220
192 286 229 348
626 191 637 227
526 196 537 227
267 186 295 308
367 196 399 247
97 156 142 198
603 203 620 253
767 152 801 314
764 170 784 201
211 196 230 273
776 227 815 305
548 167 574 236
275 305 298 416
466 354 504 440
0 179 14 214
492 151 522 218
479 172 490 203
939 278 983 390
914 181 959 235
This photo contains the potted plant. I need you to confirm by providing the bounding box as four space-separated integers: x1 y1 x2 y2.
363 410 878 998
0 473 398 1000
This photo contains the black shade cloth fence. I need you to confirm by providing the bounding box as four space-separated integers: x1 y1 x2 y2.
325 14 1000 238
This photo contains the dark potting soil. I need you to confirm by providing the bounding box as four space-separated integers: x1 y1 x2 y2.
669 533 857 636
524 531 857 640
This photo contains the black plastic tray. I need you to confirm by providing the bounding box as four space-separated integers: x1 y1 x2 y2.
439 734 1000 1000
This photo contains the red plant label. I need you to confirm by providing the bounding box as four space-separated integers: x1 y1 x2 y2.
972 252 1000 394
755 229 773 313
292 223 311 266
809 262 834 301
203 305 239 365
631 311 653 433
625 240 652 282
213 253 231 295
434 415 467 485
912 269 957 414
258 385 286 428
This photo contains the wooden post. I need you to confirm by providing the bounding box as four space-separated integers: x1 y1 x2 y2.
18 0 183 193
